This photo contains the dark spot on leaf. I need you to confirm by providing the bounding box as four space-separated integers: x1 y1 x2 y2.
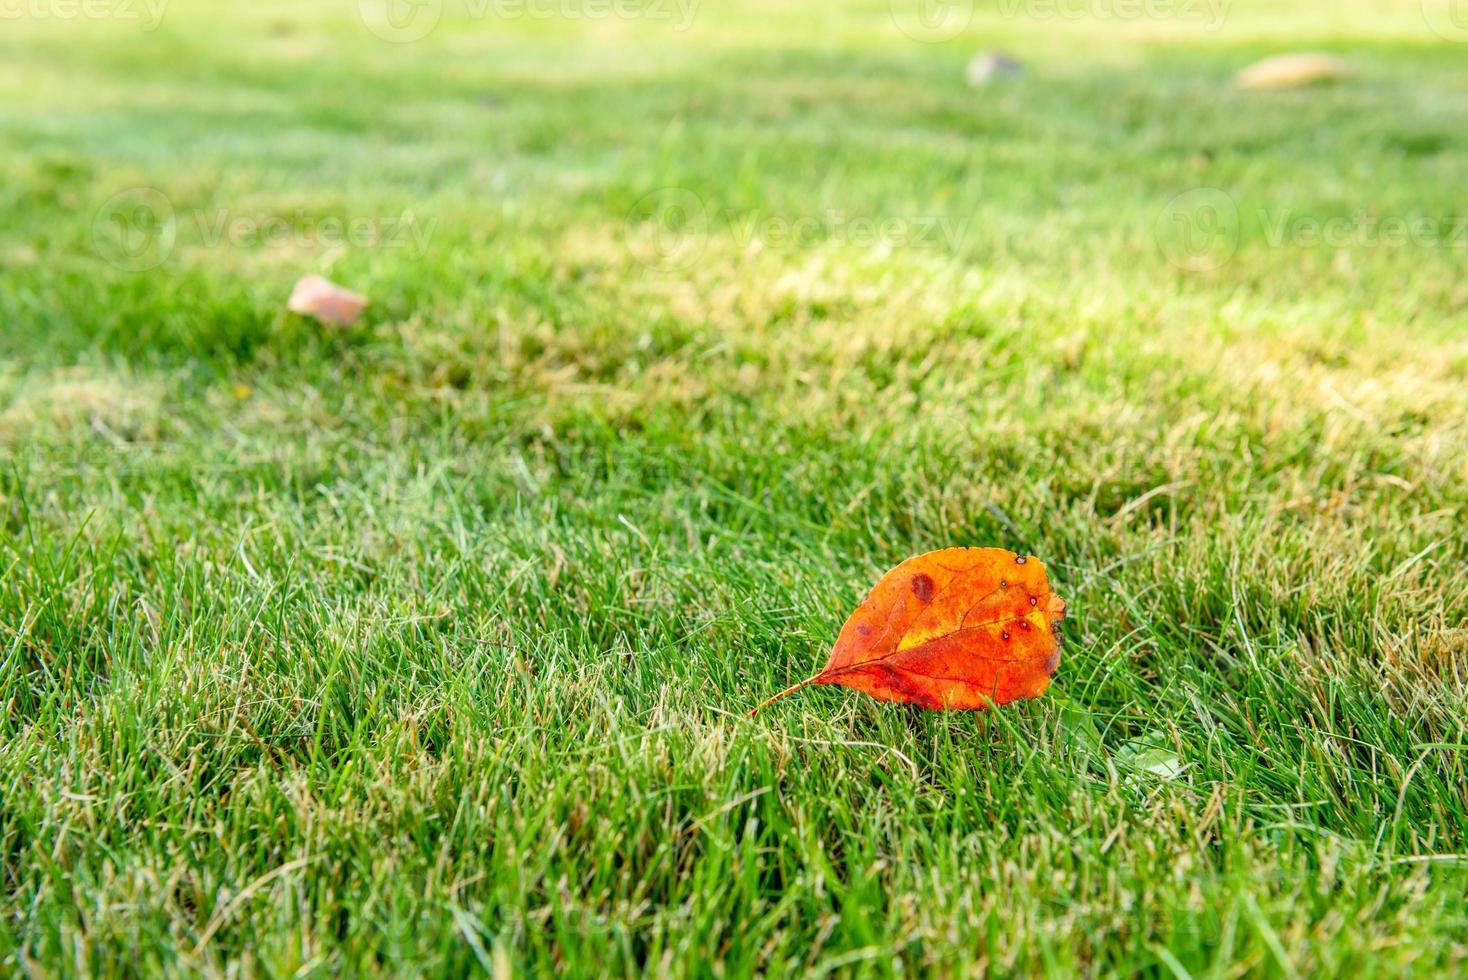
875 665 943 709
910 573 936 603
1015 556 1027 564
1045 650 1061 676
1029 596 1038 606
856 624 873 636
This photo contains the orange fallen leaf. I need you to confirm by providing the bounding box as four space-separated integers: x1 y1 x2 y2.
750 548 1066 715
287 275 368 326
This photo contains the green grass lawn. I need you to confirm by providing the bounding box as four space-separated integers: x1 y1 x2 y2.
2 0 1466 974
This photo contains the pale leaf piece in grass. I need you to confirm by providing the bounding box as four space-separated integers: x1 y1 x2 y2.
967 51 1023 87
1236 54 1351 91
750 548 1066 715
287 275 368 326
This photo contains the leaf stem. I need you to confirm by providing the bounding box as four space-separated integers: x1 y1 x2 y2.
746 673 824 717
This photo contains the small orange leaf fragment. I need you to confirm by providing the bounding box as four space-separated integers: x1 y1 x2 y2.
287 275 368 326
750 548 1066 715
